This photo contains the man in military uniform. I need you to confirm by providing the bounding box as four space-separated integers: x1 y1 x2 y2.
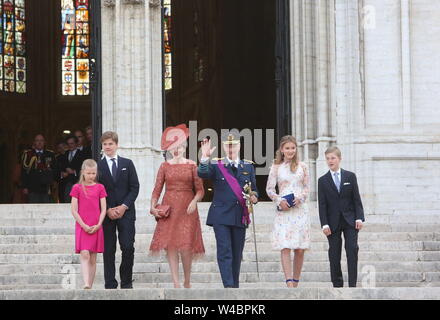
21 134 56 203
198 132 259 288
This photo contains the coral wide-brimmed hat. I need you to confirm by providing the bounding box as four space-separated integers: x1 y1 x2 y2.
161 124 190 151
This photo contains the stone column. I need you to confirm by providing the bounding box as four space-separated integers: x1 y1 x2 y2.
314 0 337 183
290 0 337 201
101 0 164 209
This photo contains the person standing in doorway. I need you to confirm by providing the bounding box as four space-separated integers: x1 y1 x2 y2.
21 134 56 203
59 135 84 203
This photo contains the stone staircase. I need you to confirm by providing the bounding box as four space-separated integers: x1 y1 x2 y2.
0 203 439 300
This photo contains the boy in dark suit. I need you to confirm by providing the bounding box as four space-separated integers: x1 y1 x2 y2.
318 146 365 287
98 131 140 289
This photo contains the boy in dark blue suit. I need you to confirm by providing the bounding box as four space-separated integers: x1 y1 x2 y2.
318 146 365 287
198 133 259 288
98 131 140 289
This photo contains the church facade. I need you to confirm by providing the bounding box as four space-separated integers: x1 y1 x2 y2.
1 0 437 214
99 0 440 215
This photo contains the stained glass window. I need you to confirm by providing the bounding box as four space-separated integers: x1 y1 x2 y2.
0 0 26 94
163 0 172 91
61 0 90 96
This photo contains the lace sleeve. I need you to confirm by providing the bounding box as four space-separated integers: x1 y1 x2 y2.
151 163 166 202
297 162 310 204
266 164 282 206
192 164 205 200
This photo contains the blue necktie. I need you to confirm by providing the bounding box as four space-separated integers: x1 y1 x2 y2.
334 172 340 192
231 162 237 177
111 158 117 181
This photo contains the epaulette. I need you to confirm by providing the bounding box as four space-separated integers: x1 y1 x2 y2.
46 149 54 153
243 159 255 164
212 157 224 161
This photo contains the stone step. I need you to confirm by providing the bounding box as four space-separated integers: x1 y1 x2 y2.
1 287 440 300
2 281 440 291
1 271 439 287
0 240 439 254
1 261 439 276
0 232 439 245
1 223 439 236
0 231 440 244
2 203 439 224
0 233 436 246
2 214 439 226
1 251 439 265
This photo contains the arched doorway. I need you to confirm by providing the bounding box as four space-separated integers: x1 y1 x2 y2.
162 0 291 201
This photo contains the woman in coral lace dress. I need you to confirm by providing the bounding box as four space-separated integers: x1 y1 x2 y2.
266 135 311 288
149 124 205 288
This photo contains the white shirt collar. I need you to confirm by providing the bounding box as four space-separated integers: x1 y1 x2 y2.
105 154 118 166
330 168 341 176
105 154 118 161
226 157 240 166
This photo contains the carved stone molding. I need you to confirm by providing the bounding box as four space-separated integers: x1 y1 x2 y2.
122 0 145 4
103 0 148 6
103 0 115 7
149 0 161 7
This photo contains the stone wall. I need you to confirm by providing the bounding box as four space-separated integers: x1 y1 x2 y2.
333 0 440 215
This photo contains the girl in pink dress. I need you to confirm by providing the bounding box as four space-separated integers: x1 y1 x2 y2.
70 159 108 289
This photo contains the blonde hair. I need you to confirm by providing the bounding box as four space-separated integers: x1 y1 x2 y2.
325 146 342 159
78 159 98 196
274 135 300 172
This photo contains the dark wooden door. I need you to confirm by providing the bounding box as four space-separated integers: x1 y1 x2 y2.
163 0 281 201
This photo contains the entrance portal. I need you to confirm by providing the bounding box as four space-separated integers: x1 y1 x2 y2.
163 0 290 200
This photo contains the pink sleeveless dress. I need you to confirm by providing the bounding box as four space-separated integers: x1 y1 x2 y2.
70 183 107 253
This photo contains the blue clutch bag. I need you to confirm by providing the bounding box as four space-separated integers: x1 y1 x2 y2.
277 193 295 211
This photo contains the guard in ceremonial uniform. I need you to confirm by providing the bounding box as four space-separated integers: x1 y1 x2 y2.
198 132 259 288
21 134 56 203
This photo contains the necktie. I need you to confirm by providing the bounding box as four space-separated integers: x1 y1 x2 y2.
231 162 237 176
334 172 340 192
68 151 73 162
111 158 117 181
